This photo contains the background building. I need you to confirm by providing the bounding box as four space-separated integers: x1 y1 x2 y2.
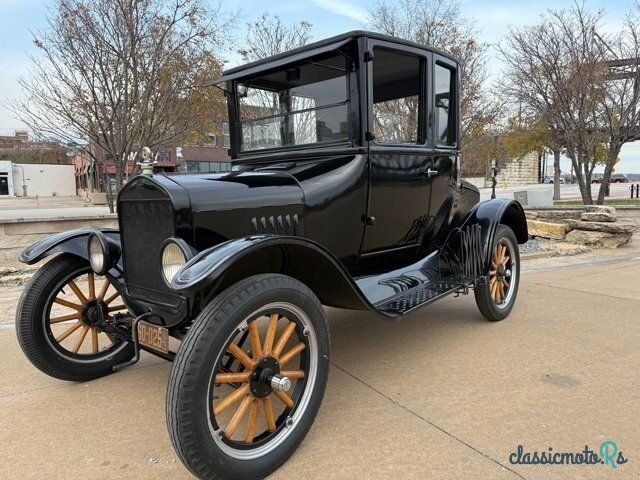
0 130 75 197
74 136 231 196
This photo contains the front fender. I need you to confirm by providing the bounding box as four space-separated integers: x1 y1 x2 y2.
171 235 375 311
18 228 120 265
455 198 528 269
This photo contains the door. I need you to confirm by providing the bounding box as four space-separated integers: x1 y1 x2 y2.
361 43 433 255
0 174 9 196
423 55 460 245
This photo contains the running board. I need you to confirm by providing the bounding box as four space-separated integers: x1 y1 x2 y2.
374 275 468 315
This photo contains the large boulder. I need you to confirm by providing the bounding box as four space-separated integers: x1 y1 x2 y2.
581 206 616 222
566 220 638 234
581 211 616 222
585 205 616 215
526 219 572 240
565 230 632 248
536 210 583 221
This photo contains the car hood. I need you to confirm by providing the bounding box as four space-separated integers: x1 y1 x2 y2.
163 171 304 213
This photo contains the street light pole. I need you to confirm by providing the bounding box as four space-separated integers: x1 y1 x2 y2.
491 159 499 200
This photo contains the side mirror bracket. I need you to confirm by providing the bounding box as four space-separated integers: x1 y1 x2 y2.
364 49 374 63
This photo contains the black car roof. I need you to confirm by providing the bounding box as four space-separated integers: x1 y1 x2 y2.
212 30 459 85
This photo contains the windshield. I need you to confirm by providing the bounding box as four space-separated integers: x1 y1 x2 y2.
236 52 350 152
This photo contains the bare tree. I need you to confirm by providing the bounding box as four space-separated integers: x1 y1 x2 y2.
593 6 640 203
11 0 234 210
237 13 314 149
500 3 640 204
368 0 502 156
239 13 312 61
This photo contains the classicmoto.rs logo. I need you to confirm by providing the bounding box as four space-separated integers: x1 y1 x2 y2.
509 441 628 470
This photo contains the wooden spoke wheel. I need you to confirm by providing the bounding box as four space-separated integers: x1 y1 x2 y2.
45 268 128 358
210 310 310 449
16 254 135 381
167 274 330 480
474 225 520 321
489 239 513 306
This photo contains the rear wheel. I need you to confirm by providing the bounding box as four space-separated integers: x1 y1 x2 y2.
16 254 134 381
167 274 330 480
474 225 520 321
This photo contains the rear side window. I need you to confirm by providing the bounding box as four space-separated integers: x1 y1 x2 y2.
434 63 456 146
372 48 422 144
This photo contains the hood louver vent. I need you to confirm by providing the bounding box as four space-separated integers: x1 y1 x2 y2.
251 214 299 235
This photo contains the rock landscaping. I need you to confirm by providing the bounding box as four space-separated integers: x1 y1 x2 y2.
525 205 638 249
526 220 571 240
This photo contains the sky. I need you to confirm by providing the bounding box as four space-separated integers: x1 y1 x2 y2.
1 0 639 173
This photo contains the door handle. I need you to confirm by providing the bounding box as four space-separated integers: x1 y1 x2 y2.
425 168 438 178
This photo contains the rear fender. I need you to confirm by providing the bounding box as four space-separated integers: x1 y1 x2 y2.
171 235 375 311
18 228 120 265
454 199 528 270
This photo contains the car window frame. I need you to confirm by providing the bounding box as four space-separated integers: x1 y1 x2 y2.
230 49 357 156
365 40 430 148
433 55 459 149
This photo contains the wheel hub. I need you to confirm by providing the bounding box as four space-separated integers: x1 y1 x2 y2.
81 300 108 327
249 356 291 398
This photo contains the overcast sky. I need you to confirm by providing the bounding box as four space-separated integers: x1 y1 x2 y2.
1 0 639 173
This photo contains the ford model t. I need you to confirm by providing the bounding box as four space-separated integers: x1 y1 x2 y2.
16 31 527 479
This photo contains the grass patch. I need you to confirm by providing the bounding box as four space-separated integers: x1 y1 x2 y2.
553 198 640 206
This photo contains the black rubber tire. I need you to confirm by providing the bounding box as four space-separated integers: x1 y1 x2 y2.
474 225 520 322
16 253 134 381
167 274 330 480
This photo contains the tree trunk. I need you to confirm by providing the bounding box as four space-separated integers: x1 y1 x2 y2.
552 148 561 201
103 172 115 213
115 157 125 191
581 159 593 205
568 149 592 205
596 148 620 205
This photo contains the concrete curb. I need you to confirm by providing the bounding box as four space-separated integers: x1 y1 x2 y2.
0 214 118 224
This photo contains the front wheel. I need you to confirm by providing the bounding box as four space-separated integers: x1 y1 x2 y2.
167 274 330 480
474 225 520 321
16 253 134 381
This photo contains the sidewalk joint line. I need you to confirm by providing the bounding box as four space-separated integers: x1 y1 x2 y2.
330 361 528 480
524 280 640 303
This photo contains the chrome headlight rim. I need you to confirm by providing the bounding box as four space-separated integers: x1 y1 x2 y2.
88 232 109 275
160 237 193 288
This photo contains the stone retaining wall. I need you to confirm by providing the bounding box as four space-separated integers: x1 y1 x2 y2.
0 217 117 267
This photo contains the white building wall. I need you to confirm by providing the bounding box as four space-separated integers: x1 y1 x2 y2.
12 164 76 197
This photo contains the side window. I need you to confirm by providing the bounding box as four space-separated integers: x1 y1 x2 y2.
434 63 456 146
372 48 422 144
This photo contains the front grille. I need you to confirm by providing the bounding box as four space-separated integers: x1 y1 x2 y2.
119 198 175 296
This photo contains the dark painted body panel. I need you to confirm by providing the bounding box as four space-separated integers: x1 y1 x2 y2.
18 31 529 329
363 148 433 254
19 228 121 265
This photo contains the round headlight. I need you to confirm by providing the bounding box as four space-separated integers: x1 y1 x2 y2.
161 240 189 286
88 233 106 274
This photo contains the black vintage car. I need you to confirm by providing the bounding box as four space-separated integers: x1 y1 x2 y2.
16 31 527 479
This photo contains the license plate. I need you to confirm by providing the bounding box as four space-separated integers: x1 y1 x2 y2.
137 321 169 354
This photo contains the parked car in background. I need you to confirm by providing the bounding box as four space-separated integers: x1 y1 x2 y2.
543 175 565 184
592 173 604 184
611 173 629 183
